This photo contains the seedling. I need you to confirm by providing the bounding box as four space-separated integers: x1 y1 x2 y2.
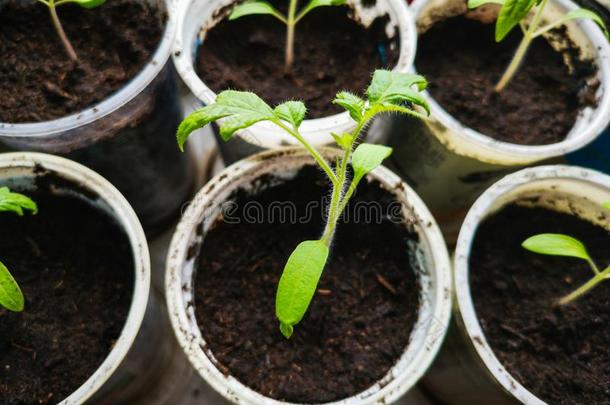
469 0 608 92
228 0 346 74
177 69 429 338
36 0 106 62
522 233 610 305
0 188 38 312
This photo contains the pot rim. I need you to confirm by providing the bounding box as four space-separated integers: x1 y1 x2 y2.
0 0 177 137
410 0 610 165
166 147 452 405
0 152 151 405
453 164 610 404
172 0 417 149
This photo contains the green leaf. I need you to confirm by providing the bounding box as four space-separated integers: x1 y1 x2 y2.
276 240 329 338
468 0 505 8
73 0 106 8
333 91 365 121
603 202 610 211
177 90 275 150
331 132 353 150
522 233 591 260
274 101 307 129
366 70 430 114
351 143 393 181
297 0 346 21
0 187 38 216
553 8 609 39
496 0 537 41
0 261 24 312
229 0 286 22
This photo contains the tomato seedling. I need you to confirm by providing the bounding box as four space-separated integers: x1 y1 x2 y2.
469 0 608 92
228 0 346 74
0 188 38 312
177 69 429 338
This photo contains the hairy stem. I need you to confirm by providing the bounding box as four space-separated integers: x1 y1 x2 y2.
284 0 298 75
48 0 78 62
495 0 549 92
558 265 610 305
274 121 338 185
321 114 372 244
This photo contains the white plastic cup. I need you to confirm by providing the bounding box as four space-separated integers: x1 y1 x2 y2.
423 164 610 404
0 152 153 404
166 147 452 405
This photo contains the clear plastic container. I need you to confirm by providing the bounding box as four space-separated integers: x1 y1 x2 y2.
0 0 195 235
381 0 610 242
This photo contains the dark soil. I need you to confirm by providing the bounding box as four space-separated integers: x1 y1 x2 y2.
195 166 420 402
416 16 597 145
470 204 610 404
196 3 399 118
0 0 164 123
0 178 134 404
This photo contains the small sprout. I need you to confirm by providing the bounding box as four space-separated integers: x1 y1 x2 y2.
37 0 106 62
177 69 429 338
522 233 610 305
0 188 37 312
469 0 608 92
228 0 347 74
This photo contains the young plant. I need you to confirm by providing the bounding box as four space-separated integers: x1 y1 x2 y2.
522 233 609 305
177 69 429 338
37 0 106 62
228 0 346 74
468 0 608 92
0 188 38 312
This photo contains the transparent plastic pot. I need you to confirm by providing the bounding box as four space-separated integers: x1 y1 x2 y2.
166 147 452 405
0 152 161 404
379 0 610 243
0 0 195 236
173 0 417 165
423 164 610 404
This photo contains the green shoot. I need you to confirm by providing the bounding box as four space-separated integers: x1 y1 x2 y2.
177 69 429 338
228 0 346 74
468 0 608 92
522 233 609 305
36 0 106 62
0 188 38 312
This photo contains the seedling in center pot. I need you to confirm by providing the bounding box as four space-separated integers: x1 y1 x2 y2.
228 0 346 74
522 229 610 305
177 69 429 338
36 0 106 62
0 188 38 312
468 0 608 92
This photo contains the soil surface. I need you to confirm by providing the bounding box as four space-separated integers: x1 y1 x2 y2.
195 166 420 402
416 16 597 145
0 0 164 123
0 178 134 404
470 204 610 404
196 3 399 118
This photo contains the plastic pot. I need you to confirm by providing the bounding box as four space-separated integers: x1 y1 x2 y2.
0 152 156 404
380 0 610 242
0 0 195 236
423 164 610 404
173 0 417 165
566 0 610 172
166 147 452 405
